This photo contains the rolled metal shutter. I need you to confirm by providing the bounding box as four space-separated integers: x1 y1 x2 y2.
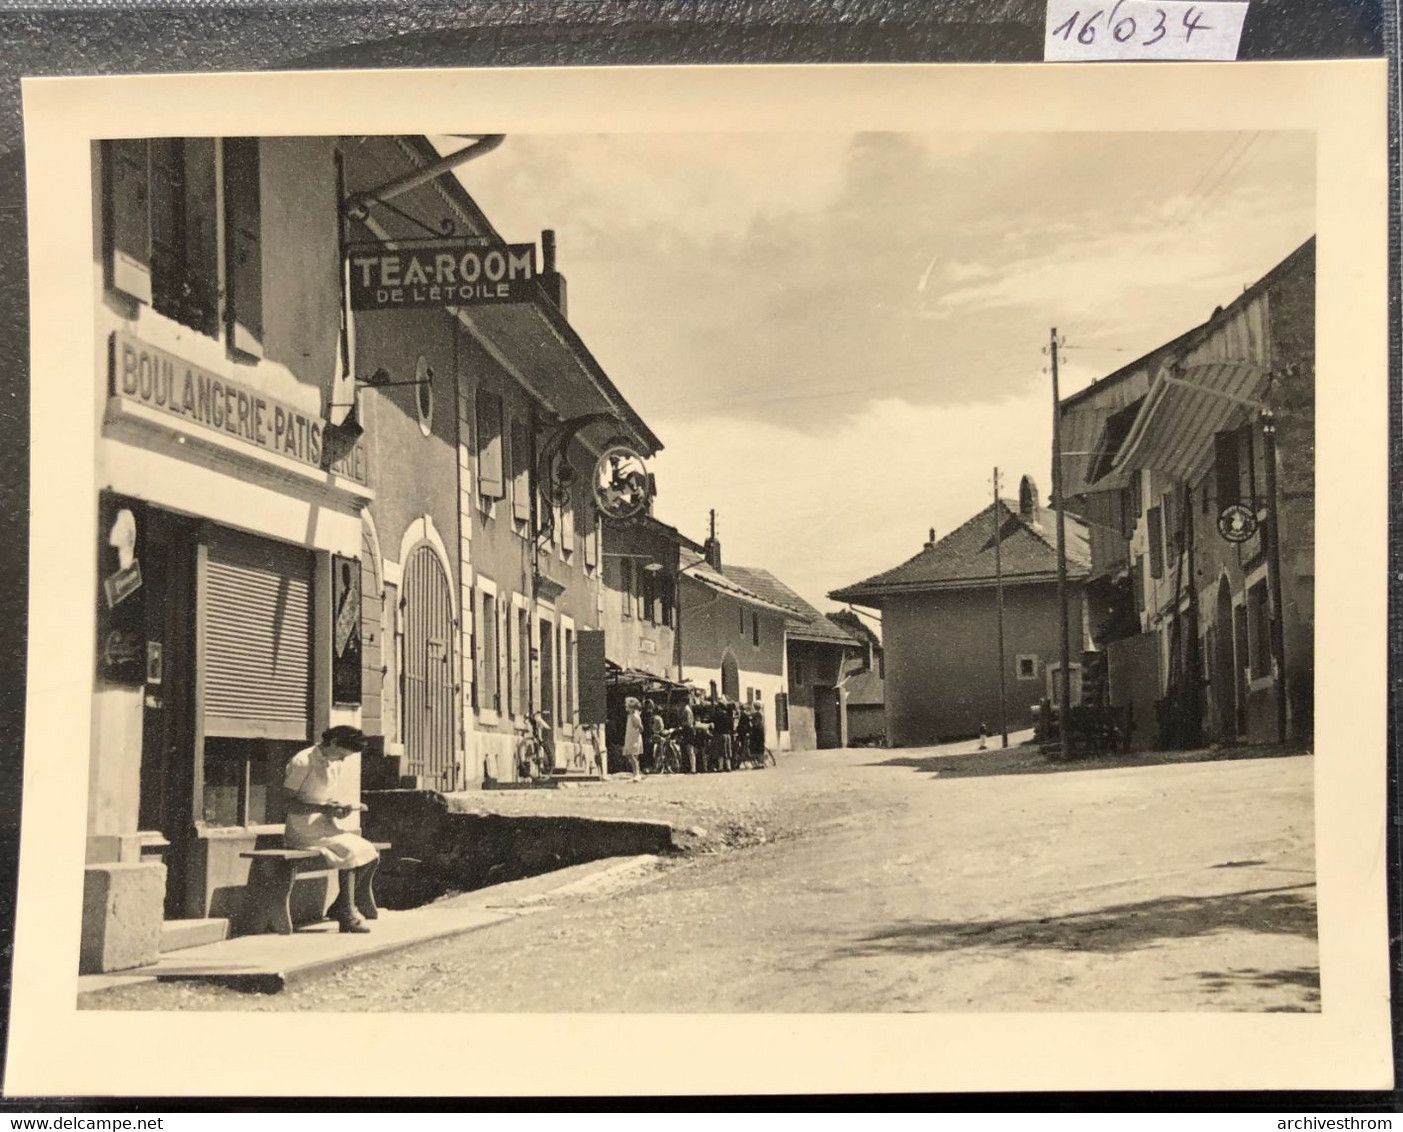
203 529 311 740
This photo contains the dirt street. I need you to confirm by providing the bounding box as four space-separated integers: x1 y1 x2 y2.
84 740 1317 1013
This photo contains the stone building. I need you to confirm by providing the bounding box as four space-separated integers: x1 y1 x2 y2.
830 485 1092 747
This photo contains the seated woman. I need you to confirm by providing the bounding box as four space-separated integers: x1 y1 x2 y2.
283 725 380 934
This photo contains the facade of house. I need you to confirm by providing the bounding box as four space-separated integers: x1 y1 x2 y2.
82 133 664 973
1071 238 1315 748
88 136 374 972
599 514 697 685
718 567 860 751
830 484 1092 747
342 136 660 789
828 610 885 746
677 536 795 753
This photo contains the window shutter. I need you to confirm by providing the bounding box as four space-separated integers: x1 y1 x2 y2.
562 485 575 553
1147 506 1164 579
1214 431 1240 509
223 138 263 356
511 420 530 520
467 590 478 712
202 531 311 741
476 390 504 499
1133 555 1146 612
621 560 633 619
581 492 597 568
105 140 152 303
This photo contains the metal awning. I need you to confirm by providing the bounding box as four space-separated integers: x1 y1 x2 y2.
604 661 691 692
1109 361 1270 484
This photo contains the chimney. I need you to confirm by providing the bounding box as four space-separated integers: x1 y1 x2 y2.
923 527 937 551
1019 475 1042 528
703 508 722 571
539 229 568 318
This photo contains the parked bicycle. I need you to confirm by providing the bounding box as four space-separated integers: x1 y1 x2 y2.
652 727 685 775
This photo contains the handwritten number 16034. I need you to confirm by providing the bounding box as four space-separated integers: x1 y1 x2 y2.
1051 4 1212 47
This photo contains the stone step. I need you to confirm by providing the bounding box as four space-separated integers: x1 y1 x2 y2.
159 918 229 953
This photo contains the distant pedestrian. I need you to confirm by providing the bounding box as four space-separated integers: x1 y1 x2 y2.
641 698 657 771
714 696 735 772
736 705 752 767
978 723 989 751
623 697 644 781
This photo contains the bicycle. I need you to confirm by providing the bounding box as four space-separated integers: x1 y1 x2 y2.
516 731 553 781
653 727 684 775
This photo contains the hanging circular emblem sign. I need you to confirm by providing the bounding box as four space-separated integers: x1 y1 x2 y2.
1217 503 1259 544
593 444 653 520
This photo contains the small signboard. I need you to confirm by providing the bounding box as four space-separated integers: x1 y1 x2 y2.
348 238 537 311
97 495 146 686
1217 503 1259 544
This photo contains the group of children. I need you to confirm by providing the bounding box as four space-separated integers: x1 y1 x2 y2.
619 691 769 779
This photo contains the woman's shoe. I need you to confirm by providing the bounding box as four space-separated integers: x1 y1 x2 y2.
338 917 371 934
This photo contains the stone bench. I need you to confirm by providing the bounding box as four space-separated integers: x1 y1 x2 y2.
237 843 390 936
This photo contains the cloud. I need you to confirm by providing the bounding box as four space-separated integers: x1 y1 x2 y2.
649 377 1057 614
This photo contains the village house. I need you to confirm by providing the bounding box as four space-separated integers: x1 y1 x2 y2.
676 523 798 753
714 567 861 752
830 481 1092 747
1071 237 1315 749
827 610 886 746
340 135 661 789
87 136 374 972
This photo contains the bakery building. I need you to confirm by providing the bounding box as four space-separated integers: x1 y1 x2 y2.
86 136 373 972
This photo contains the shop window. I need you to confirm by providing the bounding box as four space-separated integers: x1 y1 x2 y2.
1147 505 1164 580
1017 655 1038 680
202 737 300 827
1249 581 1272 679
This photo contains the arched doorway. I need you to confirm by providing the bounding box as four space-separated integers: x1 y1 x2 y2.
720 650 740 702
402 544 457 790
1213 578 1237 741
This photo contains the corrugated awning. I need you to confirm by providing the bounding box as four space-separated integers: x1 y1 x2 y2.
1110 362 1269 484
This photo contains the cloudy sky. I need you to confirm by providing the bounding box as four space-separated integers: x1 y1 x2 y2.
453 130 1314 616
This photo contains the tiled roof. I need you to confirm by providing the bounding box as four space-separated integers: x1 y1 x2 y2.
844 666 884 707
678 549 798 617
829 499 1090 602
722 565 860 647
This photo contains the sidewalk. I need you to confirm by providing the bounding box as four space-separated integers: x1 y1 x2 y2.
77 854 663 998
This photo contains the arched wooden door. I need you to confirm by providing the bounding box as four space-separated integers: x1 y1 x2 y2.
721 650 740 702
402 545 458 790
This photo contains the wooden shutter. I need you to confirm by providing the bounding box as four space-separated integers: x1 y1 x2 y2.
583 497 598 568
621 560 633 619
105 140 152 303
1133 555 1146 612
561 481 575 553
1147 506 1164 579
223 138 264 356
1214 431 1240 509
511 419 531 520
577 629 607 726
476 390 504 499
202 531 311 740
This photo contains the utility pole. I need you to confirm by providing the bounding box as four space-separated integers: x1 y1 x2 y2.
993 467 1009 748
1049 327 1072 762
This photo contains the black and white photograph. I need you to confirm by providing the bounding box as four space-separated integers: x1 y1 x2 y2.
6 61 1390 1097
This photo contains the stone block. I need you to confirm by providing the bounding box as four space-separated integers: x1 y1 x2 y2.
80 860 166 974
